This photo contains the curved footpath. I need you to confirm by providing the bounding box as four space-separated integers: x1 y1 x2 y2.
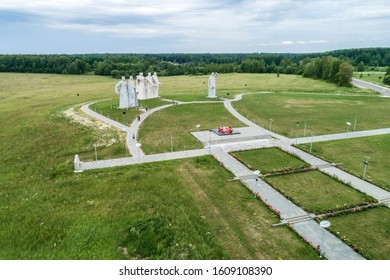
77 93 390 260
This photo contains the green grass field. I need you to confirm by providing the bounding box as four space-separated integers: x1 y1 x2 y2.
1 73 323 259
233 93 390 137
266 171 375 214
159 73 373 101
138 103 245 154
326 207 390 259
231 148 308 174
1 72 389 260
354 72 389 88
299 135 390 191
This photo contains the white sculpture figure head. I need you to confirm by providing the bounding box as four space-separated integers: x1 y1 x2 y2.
121 76 126 81
148 72 152 76
153 72 157 75
139 72 143 76
129 76 133 81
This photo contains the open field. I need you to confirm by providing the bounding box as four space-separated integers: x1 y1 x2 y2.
354 72 389 88
138 103 245 154
1 73 323 259
299 135 390 191
159 73 374 101
325 207 390 259
233 93 390 137
1 72 389 260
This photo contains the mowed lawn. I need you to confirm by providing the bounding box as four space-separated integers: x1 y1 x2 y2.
326 207 390 259
231 148 308 174
233 93 390 137
266 171 375 214
0 73 321 259
299 135 390 191
138 103 246 154
158 73 373 101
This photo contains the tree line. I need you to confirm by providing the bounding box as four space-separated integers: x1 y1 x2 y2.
0 48 389 87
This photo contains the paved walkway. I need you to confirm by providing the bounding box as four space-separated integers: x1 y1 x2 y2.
77 93 390 259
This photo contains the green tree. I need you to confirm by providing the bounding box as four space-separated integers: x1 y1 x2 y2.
338 62 354 87
357 61 365 72
383 75 390 85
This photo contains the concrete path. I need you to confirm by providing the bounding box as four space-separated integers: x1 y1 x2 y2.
293 128 390 144
80 149 208 171
352 78 390 97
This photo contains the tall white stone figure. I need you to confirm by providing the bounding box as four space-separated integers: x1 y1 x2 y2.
127 76 138 107
145 72 155 99
208 72 218 98
136 72 147 100
115 76 129 108
152 72 160 98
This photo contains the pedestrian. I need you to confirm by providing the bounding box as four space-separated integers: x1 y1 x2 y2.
137 115 141 121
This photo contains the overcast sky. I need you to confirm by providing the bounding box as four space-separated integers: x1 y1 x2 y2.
0 0 389 54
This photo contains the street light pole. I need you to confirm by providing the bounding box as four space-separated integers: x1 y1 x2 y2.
346 122 351 136
353 115 357 132
269 119 273 131
363 156 370 179
136 143 141 164
319 220 331 258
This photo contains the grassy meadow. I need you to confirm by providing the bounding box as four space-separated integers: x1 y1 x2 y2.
326 207 390 259
158 73 373 101
233 93 390 137
138 103 245 154
1 73 324 259
354 72 389 88
231 148 308 174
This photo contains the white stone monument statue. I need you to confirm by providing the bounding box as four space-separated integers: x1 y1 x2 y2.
208 72 218 98
145 72 154 99
127 76 138 107
152 72 160 98
136 72 147 100
115 76 130 108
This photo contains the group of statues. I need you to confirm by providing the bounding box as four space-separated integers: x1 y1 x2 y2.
115 72 160 109
115 71 217 109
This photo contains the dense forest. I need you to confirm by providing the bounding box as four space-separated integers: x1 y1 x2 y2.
0 48 389 86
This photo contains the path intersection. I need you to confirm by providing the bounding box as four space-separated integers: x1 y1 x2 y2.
76 92 390 260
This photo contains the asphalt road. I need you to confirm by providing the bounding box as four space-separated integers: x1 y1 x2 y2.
352 78 390 96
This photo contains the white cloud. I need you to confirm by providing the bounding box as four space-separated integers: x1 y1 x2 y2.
0 0 388 53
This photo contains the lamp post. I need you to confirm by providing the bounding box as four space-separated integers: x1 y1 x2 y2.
269 119 273 131
304 122 307 137
319 220 331 258
253 170 261 182
170 134 173 153
196 124 200 133
353 115 357 132
93 144 97 161
346 122 351 136
363 156 370 179
136 143 141 164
